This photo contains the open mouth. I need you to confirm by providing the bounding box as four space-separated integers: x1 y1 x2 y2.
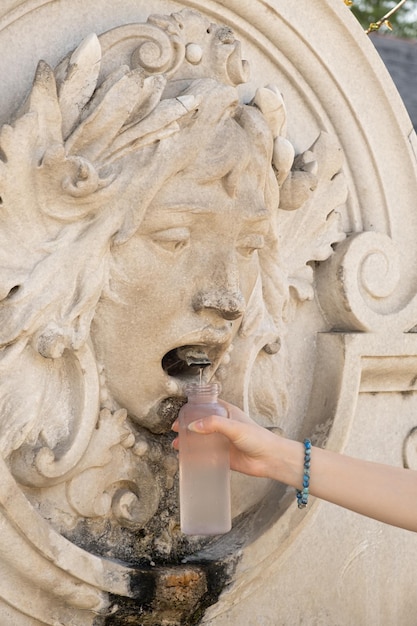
148 344 228 432
161 345 212 380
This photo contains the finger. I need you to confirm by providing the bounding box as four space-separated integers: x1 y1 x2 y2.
171 419 179 432
188 414 252 445
188 414 227 433
218 400 256 425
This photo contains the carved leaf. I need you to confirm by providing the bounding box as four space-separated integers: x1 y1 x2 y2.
278 132 347 302
107 91 199 162
64 68 148 160
26 61 63 145
57 33 102 139
124 74 167 127
253 85 287 138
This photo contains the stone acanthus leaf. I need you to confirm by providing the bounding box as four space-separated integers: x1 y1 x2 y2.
65 408 161 527
56 33 102 140
278 131 348 303
253 84 295 188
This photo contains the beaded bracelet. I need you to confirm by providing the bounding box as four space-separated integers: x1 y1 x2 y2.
296 438 311 509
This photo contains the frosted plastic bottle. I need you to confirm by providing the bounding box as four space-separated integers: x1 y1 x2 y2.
179 383 231 535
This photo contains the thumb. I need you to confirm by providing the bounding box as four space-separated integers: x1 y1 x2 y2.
187 418 211 433
187 414 239 440
187 414 229 434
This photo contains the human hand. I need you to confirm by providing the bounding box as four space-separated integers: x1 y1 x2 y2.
172 400 283 479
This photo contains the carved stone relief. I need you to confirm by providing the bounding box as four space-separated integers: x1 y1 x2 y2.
0 7 348 622
1 1 417 625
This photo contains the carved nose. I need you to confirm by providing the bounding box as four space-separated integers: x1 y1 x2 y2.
193 289 246 321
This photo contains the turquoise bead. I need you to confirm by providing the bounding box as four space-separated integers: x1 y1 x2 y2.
296 438 312 509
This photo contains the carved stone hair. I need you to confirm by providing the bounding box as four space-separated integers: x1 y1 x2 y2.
0 10 293 360
0 10 344 456
0 10 300 455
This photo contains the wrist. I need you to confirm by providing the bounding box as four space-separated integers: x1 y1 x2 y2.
267 436 306 489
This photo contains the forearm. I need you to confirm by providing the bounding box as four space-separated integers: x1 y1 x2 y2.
272 437 417 532
184 409 417 532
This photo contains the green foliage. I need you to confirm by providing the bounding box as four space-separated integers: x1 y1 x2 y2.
350 0 417 37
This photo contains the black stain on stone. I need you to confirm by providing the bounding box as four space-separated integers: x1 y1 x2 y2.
187 558 237 625
101 569 156 625
97 556 237 626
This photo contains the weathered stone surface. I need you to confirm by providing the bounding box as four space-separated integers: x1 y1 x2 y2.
0 2 417 625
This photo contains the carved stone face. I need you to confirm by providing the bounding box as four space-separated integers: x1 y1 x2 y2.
91 170 270 432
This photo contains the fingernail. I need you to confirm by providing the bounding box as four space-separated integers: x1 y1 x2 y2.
188 419 204 432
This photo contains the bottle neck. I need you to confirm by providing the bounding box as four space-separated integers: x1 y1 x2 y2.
185 383 219 403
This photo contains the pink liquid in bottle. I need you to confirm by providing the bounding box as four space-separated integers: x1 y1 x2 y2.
179 383 231 535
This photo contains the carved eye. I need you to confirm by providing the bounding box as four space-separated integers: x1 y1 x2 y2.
236 234 265 258
151 228 190 253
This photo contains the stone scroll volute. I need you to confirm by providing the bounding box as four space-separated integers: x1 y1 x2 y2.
1 2 417 625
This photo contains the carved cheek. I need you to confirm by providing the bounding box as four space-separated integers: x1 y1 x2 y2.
108 238 168 298
237 255 262 302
